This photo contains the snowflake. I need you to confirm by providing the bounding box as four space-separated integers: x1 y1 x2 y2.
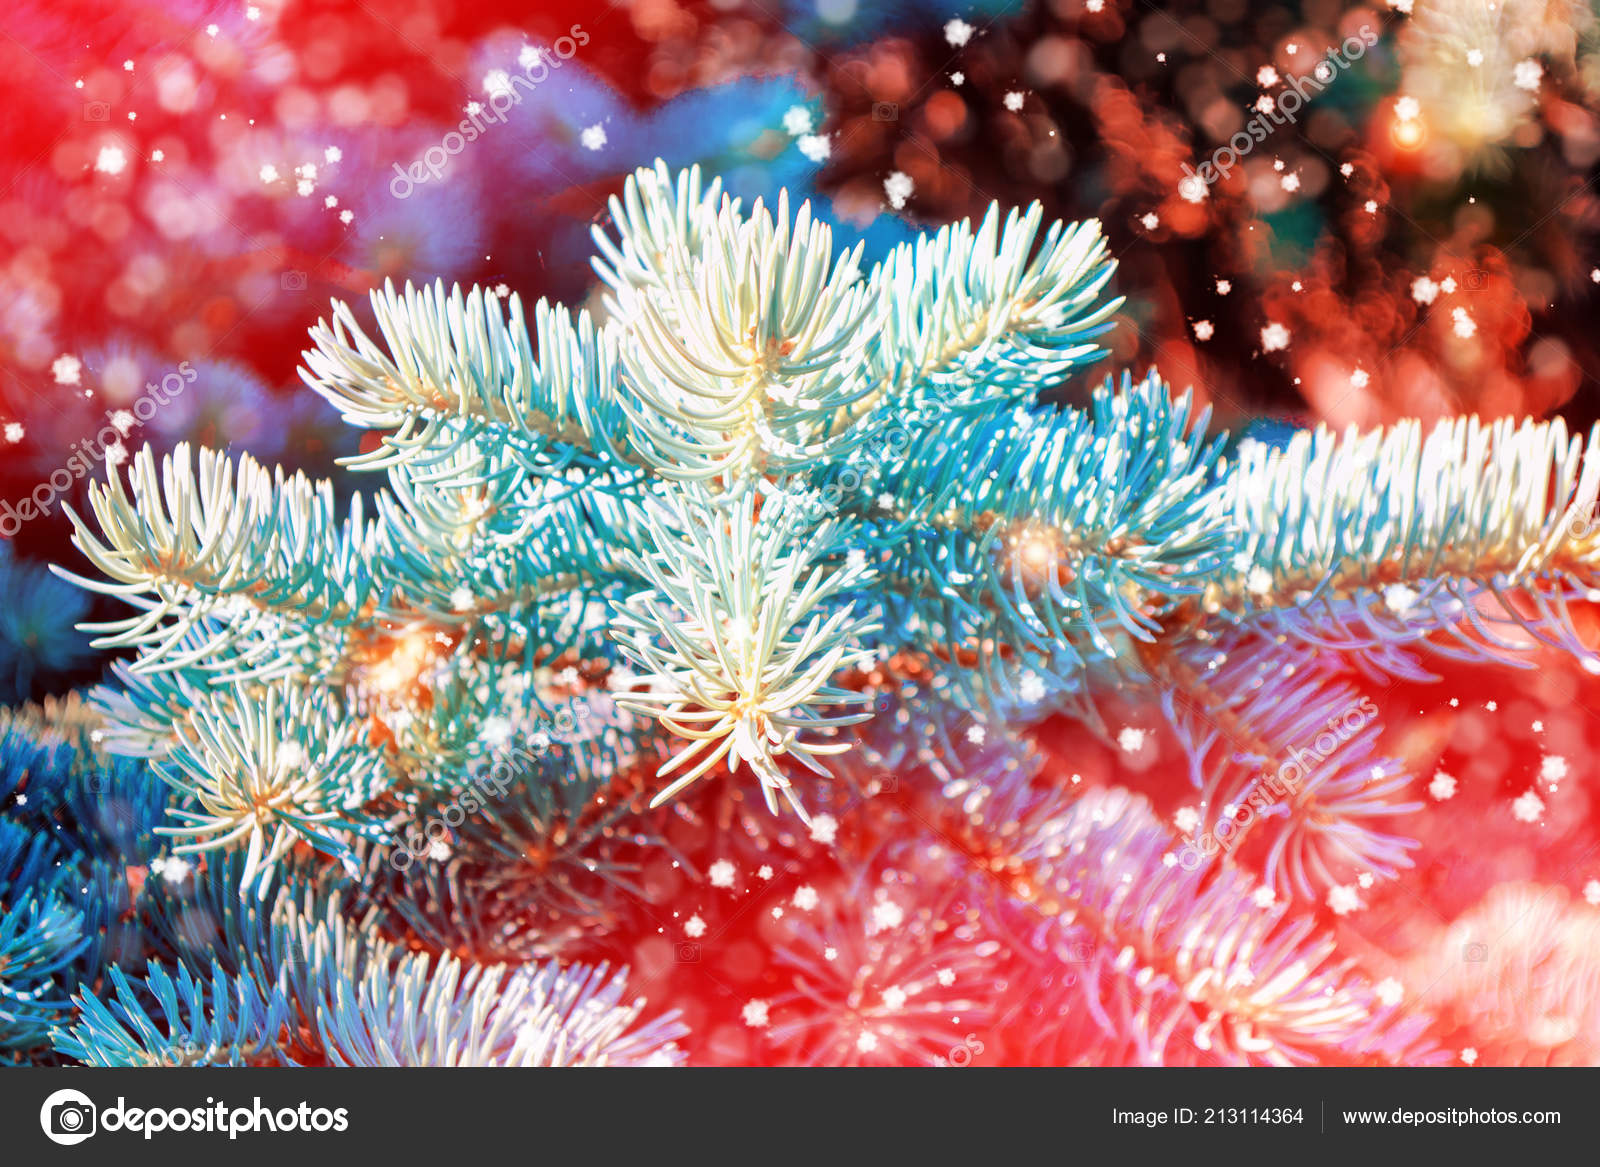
53 354 84 385
1256 96 1275 115
259 163 280 183
1364 199 1379 213
106 441 129 467
149 855 194 883
797 134 831 162
1018 673 1046 703
793 886 819 911
810 814 839 845
884 171 914 210
150 149 164 162
856 1031 879 1053
580 124 607 151
1374 977 1404 1007
339 209 354 224
870 898 905 933
1280 173 1300 192
1541 755 1569 784
1139 211 1159 230
1086 0 1105 11
1585 880 1600 907
684 915 707 938
951 71 965 86
742 1000 770 1028
1246 566 1274 595
1357 872 1375 889
1429 771 1458 801
1174 806 1201 833
482 69 512 97
1394 96 1420 123
1260 322 1291 352
1465 49 1483 67
1252 886 1277 908
1451 306 1476 338
324 195 338 208
1460 1047 1478 1065
882 986 908 1010
296 179 313 196
1512 790 1545 823
427 837 451 861
944 18 974 46
1192 319 1214 341
1440 276 1457 294
1215 279 1232 295
1178 175 1208 203
3 422 22 443
1387 0 1413 11
1117 726 1147 753
1003 91 1026 112
1326 884 1362 915
936 968 956 987
1257 65 1279 86
1350 368 1370 388
95 146 127 175
325 146 342 163
782 105 813 136
1411 276 1440 304
709 859 736 888
1384 583 1418 614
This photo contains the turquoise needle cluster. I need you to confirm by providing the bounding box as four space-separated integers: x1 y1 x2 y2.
29 159 1600 1065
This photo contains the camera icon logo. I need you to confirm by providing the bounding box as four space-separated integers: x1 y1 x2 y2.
871 102 898 122
40 1088 97 1145
83 102 110 122
1463 268 1489 290
281 270 307 291
1463 941 1488 962
674 942 701 963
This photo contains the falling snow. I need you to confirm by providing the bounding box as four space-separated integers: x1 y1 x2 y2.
1512 790 1545 823
1260 322 1291 352
1327 884 1362 915
797 134 831 162
52 354 82 385
884 170 914 209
